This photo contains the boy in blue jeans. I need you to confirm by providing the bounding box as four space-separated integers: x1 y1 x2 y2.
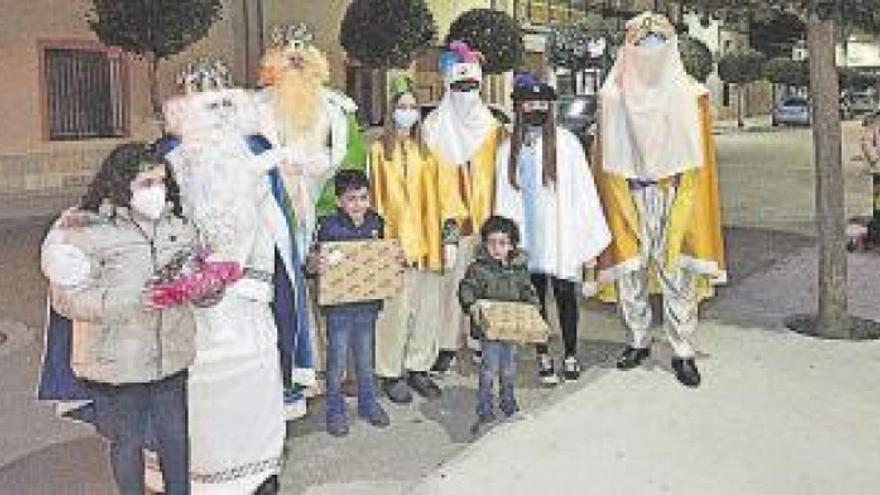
309 169 390 436
458 216 540 434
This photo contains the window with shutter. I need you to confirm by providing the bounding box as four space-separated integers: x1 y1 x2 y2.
42 46 128 141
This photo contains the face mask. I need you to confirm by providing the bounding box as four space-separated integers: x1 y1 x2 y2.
392 108 419 129
522 110 549 127
130 185 167 220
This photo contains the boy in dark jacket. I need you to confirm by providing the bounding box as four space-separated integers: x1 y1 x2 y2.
309 169 390 437
458 215 540 433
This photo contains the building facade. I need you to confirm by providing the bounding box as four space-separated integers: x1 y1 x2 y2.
0 0 262 202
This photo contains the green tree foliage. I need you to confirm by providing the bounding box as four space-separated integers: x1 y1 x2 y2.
679 35 714 82
339 0 437 68
764 57 809 87
680 0 880 339
446 9 524 74
88 0 223 117
717 48 766 85
718 49 766 128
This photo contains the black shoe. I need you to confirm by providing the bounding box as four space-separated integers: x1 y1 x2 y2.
616 346 650 370
358 404 390 428
671 357 701 388
408 371 442 399
382 377 413 404
562 356 582 381
431 350 457 374
470 411 497 436
499 398 519 418
253 475 279 495
537 353 559 386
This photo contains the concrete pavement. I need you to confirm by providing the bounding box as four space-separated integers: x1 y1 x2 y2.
412 319 880 495
1 122 879 494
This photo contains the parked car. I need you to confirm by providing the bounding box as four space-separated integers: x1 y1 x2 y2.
772 97 811 127
842 91 878 119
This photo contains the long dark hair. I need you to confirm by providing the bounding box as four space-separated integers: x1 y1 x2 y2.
507 102 557 191
81 141 183 218
381 92 429 159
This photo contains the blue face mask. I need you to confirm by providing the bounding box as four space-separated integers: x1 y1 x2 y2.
640 33 666 48
393 108 419 130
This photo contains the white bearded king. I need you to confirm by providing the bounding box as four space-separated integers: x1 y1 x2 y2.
157 59 288 493
593 12 727 388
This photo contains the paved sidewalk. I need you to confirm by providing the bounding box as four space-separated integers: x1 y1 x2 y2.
412 320 880 495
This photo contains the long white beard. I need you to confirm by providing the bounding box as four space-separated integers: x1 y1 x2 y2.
173 138 263 263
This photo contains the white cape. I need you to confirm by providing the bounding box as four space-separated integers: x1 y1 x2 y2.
495 127 611 281
422 91 495 166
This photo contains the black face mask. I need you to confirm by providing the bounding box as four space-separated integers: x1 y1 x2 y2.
450 79 481 92
522 110 549 126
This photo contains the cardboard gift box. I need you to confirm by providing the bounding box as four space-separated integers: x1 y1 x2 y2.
317 239 405 306
474 300 550 344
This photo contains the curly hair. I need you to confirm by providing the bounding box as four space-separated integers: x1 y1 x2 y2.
480 215 520 247
81 141 184 218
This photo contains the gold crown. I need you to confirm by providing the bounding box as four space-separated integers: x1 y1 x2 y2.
625 12 676 45
269 23 315 51
176 59 231 94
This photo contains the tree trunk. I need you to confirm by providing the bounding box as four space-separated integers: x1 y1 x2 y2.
736 84 744 128
807 14 850 338
148 54 162 120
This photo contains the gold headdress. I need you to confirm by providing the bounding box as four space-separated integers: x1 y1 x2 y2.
624 12 676 45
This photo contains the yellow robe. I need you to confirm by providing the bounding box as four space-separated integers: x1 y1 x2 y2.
369 139 442 271
593 95 726 302
434 125 504 237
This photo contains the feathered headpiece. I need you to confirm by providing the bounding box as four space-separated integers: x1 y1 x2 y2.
439 40 484 84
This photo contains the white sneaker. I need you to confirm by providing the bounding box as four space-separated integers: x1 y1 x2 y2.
562 356 582 381
537 353 559 385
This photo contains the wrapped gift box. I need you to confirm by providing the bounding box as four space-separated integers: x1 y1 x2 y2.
475 300 550 344
317 239 405 306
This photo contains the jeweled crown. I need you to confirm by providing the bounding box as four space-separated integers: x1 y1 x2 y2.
176 59 232 94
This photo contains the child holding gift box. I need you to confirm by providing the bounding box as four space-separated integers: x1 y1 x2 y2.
308 169 391 436
458 215 540 435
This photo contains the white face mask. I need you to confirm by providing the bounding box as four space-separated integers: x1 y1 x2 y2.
449 90 482 115
130 185 167 220
392 108 419 129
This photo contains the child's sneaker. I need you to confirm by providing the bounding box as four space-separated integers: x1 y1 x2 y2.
562 356 582 381
358 404 390 428
537 353 559 386
471 349 482 365
431 350 457 374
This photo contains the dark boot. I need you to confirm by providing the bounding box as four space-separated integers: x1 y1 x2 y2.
407 371 441 399
616 346 650 370
671 357 701 388
431 350 457 374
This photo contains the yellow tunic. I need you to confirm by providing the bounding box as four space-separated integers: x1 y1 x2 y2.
434 125 503 237
593 95 727 301
369 139 442 271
